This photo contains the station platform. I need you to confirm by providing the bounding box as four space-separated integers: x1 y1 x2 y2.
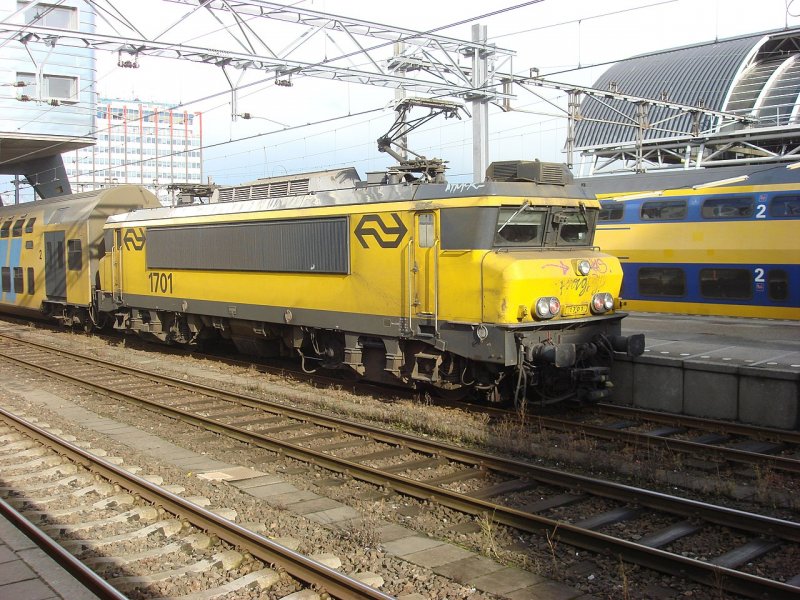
0 510 98 600
615 313 800 429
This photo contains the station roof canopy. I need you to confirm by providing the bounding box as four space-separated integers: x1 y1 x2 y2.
574 27 800 151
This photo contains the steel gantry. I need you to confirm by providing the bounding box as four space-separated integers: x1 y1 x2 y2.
0 0 516 180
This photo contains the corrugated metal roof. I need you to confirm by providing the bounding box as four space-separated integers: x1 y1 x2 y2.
574 34 765 148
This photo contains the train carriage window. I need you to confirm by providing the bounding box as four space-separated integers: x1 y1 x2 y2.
598 201 624 221
768 269 789 301
770 195 800 217
495 207 546 246
11 219 24 237
700 268 752 299
1 267 9 293
638 267 686 296
67 239 82 271
12 267 22 293
701 197 754 219
27 268 34 294
0 220 11 238
641 199 687 220
24 217 36 233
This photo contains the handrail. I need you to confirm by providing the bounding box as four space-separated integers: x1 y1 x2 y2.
433 238 440 336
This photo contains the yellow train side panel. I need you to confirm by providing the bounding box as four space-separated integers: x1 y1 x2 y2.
596 221 797 265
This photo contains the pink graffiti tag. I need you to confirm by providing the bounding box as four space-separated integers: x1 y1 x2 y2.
542 261 570 275
588 258 608 273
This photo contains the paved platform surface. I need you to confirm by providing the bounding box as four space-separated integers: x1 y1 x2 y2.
622 313 800 370
0 512 97 600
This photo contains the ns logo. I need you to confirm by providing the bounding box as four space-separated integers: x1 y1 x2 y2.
122 228 145 251
354 213 408 248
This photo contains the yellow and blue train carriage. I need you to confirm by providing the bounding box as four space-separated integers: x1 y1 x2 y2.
588 165 800 320
95 162 643 404
0 186 160 324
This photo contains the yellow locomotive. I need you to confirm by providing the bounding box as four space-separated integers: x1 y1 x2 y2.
0 161 643 404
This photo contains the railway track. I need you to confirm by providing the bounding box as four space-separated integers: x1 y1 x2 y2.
516 404 800 475
154 330 800 477
0 406 393 599
26 318 796 477
0 332 799 598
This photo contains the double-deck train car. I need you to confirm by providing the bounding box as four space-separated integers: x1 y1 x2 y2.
587 164 800 320
0 186 161 325
0 162 643 405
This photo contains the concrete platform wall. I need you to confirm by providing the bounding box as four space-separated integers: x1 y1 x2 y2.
610 356 800 430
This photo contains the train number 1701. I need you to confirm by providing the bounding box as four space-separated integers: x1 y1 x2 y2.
148 271 174 294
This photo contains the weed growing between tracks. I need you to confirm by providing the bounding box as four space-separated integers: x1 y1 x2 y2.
478 510 502 560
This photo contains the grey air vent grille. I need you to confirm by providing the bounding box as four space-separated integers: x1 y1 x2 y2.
485 160 571 185
249 184 271 201
289 179 310 195
270 181 289 197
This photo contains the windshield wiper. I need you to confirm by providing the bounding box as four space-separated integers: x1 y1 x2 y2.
497 200 531 232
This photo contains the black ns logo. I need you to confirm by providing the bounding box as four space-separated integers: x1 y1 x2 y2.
123 228 145 251
354 213 408 248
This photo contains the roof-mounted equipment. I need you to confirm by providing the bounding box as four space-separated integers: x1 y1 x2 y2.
486 160 572 185
377 98 465 184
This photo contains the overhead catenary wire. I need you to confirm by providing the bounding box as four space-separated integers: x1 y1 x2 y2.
5 0 780 196
4 0 551 187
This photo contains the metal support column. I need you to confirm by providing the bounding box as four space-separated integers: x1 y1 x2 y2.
565 90 581 169
471 24 489 182
393 41 408 162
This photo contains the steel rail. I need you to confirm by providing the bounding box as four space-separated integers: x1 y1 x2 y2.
531 414 800 474
0 495 128 600
0 337 799 598
0 408 394 600
595 403 800 445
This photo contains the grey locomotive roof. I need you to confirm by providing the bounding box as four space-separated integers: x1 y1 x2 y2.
574 27 800 149
108 179 593 225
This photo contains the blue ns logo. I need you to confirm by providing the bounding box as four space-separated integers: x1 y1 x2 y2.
354 213 408 248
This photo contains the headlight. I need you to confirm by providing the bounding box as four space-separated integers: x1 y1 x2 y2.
591 292 614 314
577 259 591 276
535 297 561 319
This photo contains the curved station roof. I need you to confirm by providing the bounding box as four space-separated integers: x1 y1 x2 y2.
573 27 800 168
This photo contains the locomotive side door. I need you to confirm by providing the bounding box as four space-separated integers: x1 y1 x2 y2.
412 211 438 334
44 231 67 300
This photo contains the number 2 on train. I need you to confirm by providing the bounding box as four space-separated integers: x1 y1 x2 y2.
148 272 173 294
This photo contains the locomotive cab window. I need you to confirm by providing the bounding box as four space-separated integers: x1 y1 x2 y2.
0 220 11 238
598 201 624 221
552 209 594 246
700 268 752 299
641 199 687 221
494 206 546 246
67 239 82 271
701 197 754 219
417 213 435 248
770 195 800 217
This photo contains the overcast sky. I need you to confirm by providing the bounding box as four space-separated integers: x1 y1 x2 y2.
89 0 800 184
